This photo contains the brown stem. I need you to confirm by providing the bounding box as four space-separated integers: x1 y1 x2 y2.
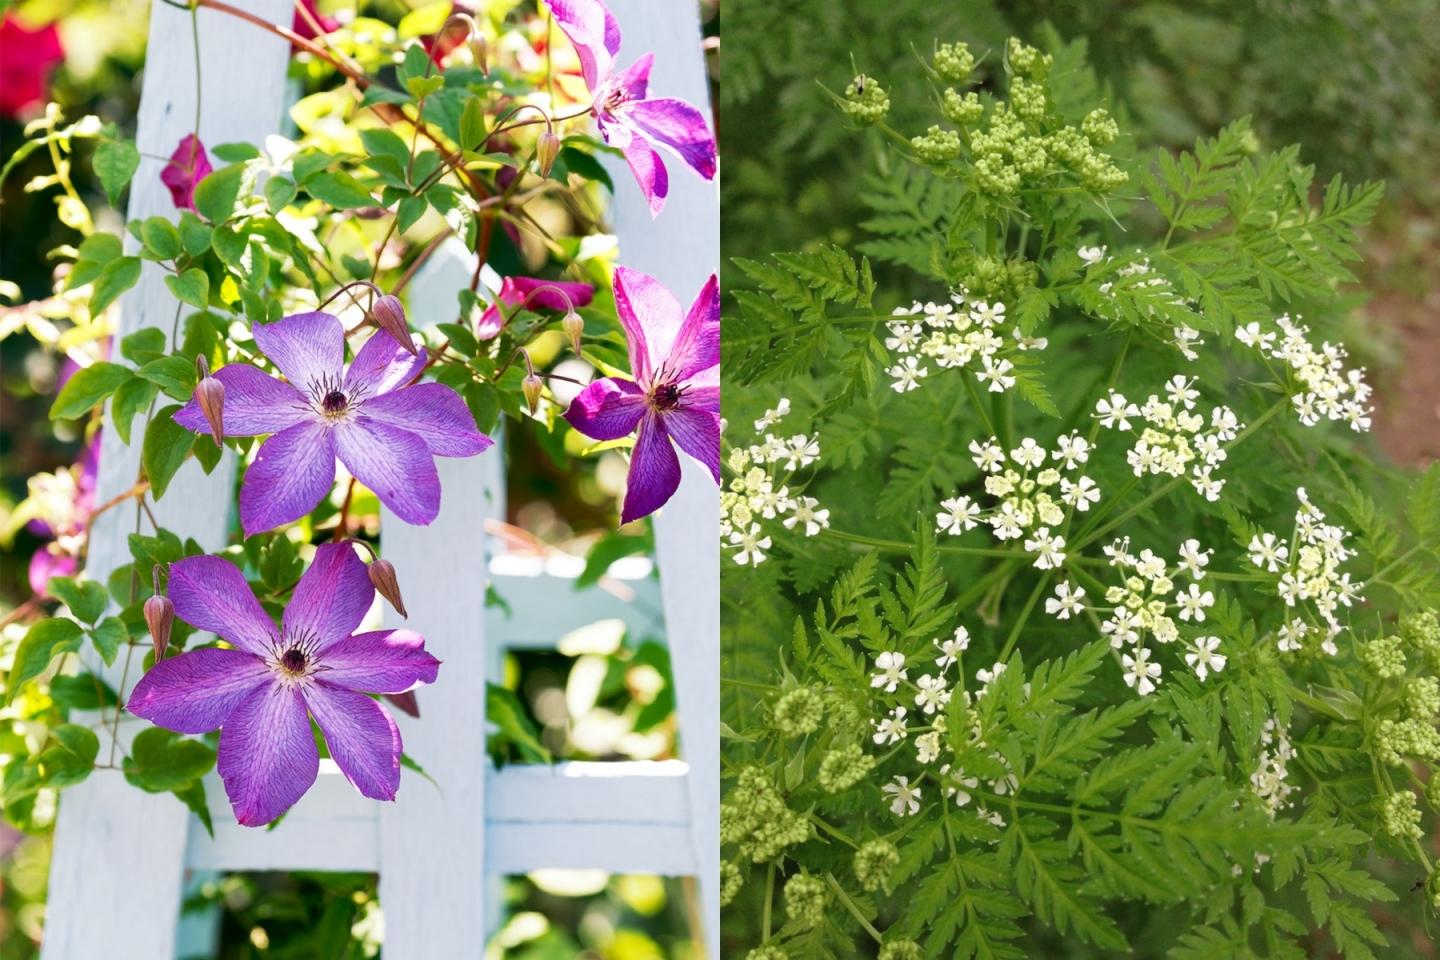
331 477 358 542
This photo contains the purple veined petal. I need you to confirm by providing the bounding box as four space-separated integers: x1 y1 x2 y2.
167 555 279 656
343 329 427 399
665 274 719 382
217 681 318 827
628 97 718 182
683 367 718 395
361 383 494 457
562 377 648 441
160 134 213 211
239 419 338 537
283 542 374 654
621 413 682 525
608 53 653 102
543 0 621 91
317 629 440 693
304 682 402 801
662 405 720 485
613 266 683 383
173 363 310 438
334 419 441 526
620 133 670 219
126 647 273 734
252 311 345 390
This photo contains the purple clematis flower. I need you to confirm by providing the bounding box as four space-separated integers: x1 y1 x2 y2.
477 275 595 340
128 544 439 826
173 314 492 535
563 267 718 523
543 0 717 216
161 134 213 212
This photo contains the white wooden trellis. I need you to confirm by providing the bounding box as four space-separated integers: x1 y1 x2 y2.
41 1 719 957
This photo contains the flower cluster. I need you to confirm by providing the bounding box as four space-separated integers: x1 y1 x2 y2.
720 767 811 862
1078 248 1205 359
1047 537 1225 696
1246 487 1361 655
1251 718 1297 818
1237 314 1372 432
1094 375 1242 502
721 399 829 566
937 434 1099 570
883 291 1043 395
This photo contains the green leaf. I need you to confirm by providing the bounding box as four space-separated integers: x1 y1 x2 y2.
305 171 376 209
178 212 214 256
360 128 412 168
165 268 210 309
405 74 445 99
67 232 124 289
111 377 158 445
173 780 214 837
121 327 168 365
89 616 128 666
90 256 143 316
141 405 195 499
7 619 85 704
1408 461 1440 541
264 174 297 213
50 674 118 711
193 163 247 224
397 195 427 233
138 355 198 401
46 577 109 625
486 683 551 764
556 146 613 192
578 530 654 589
123 727 216 793
50 361 134 420
459 97 486 151
140 216 183 260
94 138 141 205
38 725 100 788
211 141 260 162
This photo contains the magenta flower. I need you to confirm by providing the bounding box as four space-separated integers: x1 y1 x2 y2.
160 134 213 211
127 544 440 826
544 0 717 216
0 14 64 119
173 314 492 535
563 267 718 523
477 275 595 340
291 0 340 45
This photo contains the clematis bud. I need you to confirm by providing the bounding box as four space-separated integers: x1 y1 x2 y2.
145 566 174 662
522 371 545 414
367 556 408 619
562 308 584 355
370 294 417 355
194 356 225 446
536 129 561 178
385 690 420 718
470 33 489 74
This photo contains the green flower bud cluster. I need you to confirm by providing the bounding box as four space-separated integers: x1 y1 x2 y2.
1082 108 1119 147
1403 609 1440 667
747 946 787 960
843 74 890 125
784 872 827 928
974 153 1021 196
1405 676 1440 718
1009 77 1047 122
880 940 924 960
721 767 811 862
1375 715 1440 766
818 743 876 793
1381 790 1423 841
934 42 976 83
941 89 984 126
911 125 964 165
1360 634 1407 679
720 861 743 907
1006 37 1052 79
774 686 824 737
960 254 1038 304
855 838 900 892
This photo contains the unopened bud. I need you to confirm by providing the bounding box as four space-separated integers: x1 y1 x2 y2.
367 557 408 619
470 34 489 74
562 309 584 355
145 566 174 662
522 371 544 414
385 690 420 718
371 294 417 356
194 356 225 446
536 129 562 178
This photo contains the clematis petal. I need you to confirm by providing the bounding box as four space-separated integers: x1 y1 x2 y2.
283 542 374 653
315 629 440 693
621 414 682 525
160 134 213 211
478 277 596 341
344 329 427 399
304 682 402 801
621 134 670 218
475 304 506 341
628 97 718 181
173 363 310 438
252 311 345 389
666 273 719 381
167 555 278 656
217 681 318 827
662 406 721 484
126 647 272 734
609 53 653 101
681 378 719 408
543 0 621 90
239 419 337 537
562 377 648 441
613 266 683 382
361 383 493 457
335 420 440 526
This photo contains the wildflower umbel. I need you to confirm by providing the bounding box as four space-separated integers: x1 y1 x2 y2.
721 398 829 566
126 544 441 826
883 290 1040 395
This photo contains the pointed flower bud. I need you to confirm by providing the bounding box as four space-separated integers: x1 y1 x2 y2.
194 355 225 446
522 371 545 414
470 33 489 74
384 690 420 718
370 294 417 356
562 308 584 355
367 556 408 619
536 129 562 178
144 566 174 662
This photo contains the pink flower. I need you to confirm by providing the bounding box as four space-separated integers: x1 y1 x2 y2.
160 134 213 212
0 14 64 119
291 0 340 45
477 275 595 340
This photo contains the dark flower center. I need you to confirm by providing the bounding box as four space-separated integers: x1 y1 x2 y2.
280 647 309 673
322 390 348 414
651 383 681 411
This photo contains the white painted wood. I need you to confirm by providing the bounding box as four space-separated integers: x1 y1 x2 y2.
603 3 721 955
43 3 293 958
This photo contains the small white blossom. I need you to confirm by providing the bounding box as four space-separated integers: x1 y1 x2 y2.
935 627 970 669
870 651 907 692
1122 648 1162 696
1185 635 1226 681
883 775 922 816
873 706 909 745
1045 581 1086 619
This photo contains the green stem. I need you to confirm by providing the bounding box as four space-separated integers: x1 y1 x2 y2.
997 572 1052 665
826 874 884 943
